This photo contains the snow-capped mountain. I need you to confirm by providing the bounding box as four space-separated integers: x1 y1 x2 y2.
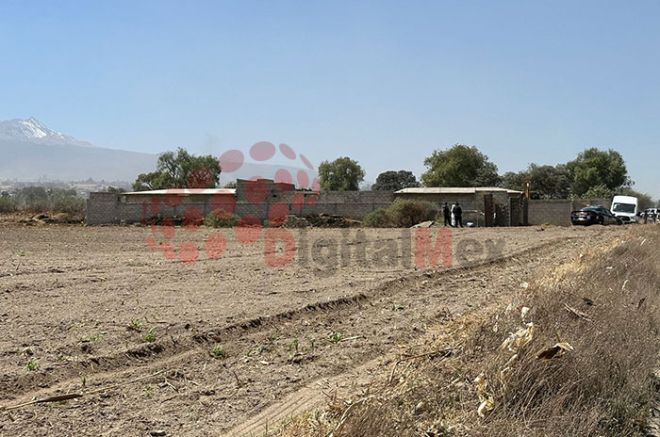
0 117 157 181
0 117 94 147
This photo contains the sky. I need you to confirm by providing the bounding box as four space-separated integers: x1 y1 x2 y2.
0 0 659 197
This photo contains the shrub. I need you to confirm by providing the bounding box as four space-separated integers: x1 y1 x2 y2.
363 200 439 228
363 208 391 227
0 196 15 212
10 187 84 213
204 208 240 228
49 192 85 213
386 199 438 227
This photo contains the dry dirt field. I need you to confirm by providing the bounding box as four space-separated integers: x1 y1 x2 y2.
0 223 631 436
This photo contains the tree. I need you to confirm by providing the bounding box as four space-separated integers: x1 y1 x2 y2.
499 171 528 192
11 186 83 213
318 157 365 191
16 186 48 209
504 164 573 199
528 164 571 198
582 184 614 199
0 191 14 213
565 148 629 196
133 148 221 191
421 144 499 187
372 170 420 191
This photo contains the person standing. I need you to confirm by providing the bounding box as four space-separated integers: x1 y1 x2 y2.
454 202 463 228
442 202 451 226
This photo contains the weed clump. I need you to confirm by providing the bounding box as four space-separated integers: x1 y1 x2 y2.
25 359 39 372
144 328 157 343
204 209 240 228
210 345 227 359
363 199 438 227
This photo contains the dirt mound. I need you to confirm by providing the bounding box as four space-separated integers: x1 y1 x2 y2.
17 212 83 225
282 215 311 228
305 213 362 228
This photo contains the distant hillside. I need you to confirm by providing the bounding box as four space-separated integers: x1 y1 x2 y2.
0 118 156 182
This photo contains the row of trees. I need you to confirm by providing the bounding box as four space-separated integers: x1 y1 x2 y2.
500 148 630 198
0 187 85 213
131 145 654 207
317 145 653 207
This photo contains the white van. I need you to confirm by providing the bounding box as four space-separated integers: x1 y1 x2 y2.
611 195 639 223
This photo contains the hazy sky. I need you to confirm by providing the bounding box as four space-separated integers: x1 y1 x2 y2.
1 0 658 197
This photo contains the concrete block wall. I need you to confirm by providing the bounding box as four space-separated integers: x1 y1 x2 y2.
86 192 120 225
305 191 394 218
235 202 270 221
528 198 610 226
87 179 515 226
86 189 514 225
510 197 525 226
87 189 395 224
393 193 476 210
119 203 147 223
87 188 614 227
528 200 573 226
123 195 220 224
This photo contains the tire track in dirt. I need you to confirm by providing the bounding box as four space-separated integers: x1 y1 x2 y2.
223 354 386 437
1 236 581 419
227 384 327 437
0 293 369 402
1 236 573 404
221 238 588 437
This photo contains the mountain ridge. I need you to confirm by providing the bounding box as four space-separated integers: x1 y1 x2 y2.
0 118 157 182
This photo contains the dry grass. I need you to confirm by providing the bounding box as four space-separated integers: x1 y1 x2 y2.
478 229 659 436
278 227 660 437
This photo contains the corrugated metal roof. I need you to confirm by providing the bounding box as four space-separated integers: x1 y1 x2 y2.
394 187 522 194
124 188 236 195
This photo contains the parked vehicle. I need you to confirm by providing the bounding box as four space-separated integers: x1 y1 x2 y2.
571 206 622 226
611 195 639 223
